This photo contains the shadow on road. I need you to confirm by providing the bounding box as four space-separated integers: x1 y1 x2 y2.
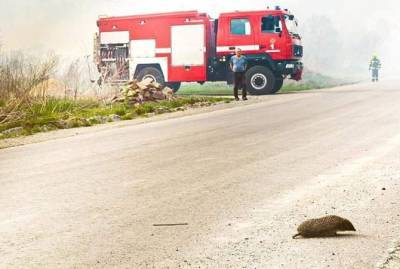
294 233 367 240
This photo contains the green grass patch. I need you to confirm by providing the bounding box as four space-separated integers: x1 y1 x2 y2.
280 82 324 93
281 70 351 93
177 71 348 96
0 96 231 140
178 82 326 96
178 83 233 96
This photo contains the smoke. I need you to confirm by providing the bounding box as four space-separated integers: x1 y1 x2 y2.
300 14 388 78
0 0 399 78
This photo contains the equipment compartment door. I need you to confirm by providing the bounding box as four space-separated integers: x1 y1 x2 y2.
171 24 205 66
169 24 206 82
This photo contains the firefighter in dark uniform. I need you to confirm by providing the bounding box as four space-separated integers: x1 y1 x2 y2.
369 55 382 82
230 48 248 101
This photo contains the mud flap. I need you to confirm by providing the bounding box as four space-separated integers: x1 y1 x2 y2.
291 68 303 81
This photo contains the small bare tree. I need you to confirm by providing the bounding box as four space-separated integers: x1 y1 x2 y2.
62 59 83 100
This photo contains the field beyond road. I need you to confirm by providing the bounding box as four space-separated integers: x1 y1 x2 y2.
1 81 400 268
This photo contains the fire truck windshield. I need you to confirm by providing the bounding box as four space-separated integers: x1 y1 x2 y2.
284 15 300 36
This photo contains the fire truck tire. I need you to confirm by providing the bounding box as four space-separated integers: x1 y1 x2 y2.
137 67 165 87
166 82 181 93
272 78 284 93
246 66 276 95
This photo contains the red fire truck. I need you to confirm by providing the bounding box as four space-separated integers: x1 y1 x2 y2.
94 7 303 95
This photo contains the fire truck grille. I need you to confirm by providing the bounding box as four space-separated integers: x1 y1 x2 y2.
293 45 303 57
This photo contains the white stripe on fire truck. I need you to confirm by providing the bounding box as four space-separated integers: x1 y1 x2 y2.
155 46 271 54
155 48 172 54
155 47 206 54
216 45 260 52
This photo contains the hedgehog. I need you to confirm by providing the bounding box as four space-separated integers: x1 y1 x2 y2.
292 215 356 239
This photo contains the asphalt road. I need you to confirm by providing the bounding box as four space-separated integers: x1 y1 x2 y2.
1 81 400 269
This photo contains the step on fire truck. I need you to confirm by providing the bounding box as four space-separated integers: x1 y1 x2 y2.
94 6 303 95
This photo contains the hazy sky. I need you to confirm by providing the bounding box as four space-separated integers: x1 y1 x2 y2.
0 0 399 74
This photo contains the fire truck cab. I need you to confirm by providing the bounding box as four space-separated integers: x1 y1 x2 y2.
95 7 303 95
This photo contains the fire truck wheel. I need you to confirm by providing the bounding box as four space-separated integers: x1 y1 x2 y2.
166 82 181 93
246 66 276 95
272 78 284 93
137 67 165 87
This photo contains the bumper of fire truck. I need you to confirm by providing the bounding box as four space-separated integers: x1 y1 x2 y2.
275 61 304 81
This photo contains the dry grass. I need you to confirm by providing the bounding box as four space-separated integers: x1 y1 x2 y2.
0 52 58 124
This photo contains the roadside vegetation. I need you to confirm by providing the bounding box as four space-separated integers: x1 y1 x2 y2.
0 52 230 140
280 70 354 93
0 96 229 139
